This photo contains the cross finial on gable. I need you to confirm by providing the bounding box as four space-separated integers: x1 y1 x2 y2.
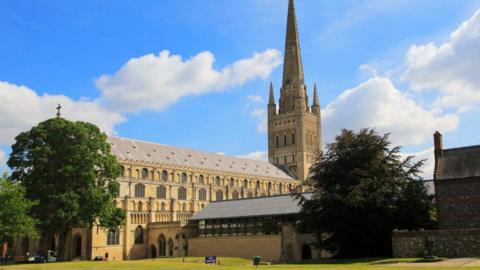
56 104 62 118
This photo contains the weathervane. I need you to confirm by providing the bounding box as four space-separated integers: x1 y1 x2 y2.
56 104 62 118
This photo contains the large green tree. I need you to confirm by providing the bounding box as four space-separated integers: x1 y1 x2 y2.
298 129 435 258
7 118 125 261
0 173 38 257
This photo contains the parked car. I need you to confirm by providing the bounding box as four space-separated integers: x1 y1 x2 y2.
27 250 57 263
93 256 104 261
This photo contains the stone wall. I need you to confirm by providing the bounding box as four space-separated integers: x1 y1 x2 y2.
392 229 480 258
435 177 480 230
189 235 282 262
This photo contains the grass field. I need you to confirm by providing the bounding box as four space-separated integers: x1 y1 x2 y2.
2 257 480 270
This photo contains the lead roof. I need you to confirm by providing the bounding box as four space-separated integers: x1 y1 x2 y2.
108 136 297 181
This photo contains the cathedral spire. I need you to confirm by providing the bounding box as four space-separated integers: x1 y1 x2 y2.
282 0 304 89
313 84 319 106
269 82 275 105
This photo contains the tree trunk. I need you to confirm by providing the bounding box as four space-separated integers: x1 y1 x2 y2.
1 241 7 258
57 230 69 262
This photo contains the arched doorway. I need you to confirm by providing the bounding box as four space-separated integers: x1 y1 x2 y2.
167 238 174 257
150 245 157 258
158 234 166 257
301 244 312 260
50 236 56 251
181 234 188 257
74 235 82 258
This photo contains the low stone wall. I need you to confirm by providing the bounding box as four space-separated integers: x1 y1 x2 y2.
392 229 480 258
189 235 281 262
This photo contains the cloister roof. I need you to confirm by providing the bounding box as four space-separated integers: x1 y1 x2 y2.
190 193 312 220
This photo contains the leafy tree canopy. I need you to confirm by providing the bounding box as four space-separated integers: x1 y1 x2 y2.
7 118 125 260
0 173 38 244
298 129 435 258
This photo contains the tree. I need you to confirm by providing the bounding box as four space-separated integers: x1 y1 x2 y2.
8 118 125 261
298 129 435 258
0 173 38 258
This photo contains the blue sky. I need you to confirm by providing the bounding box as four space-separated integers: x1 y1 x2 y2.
1 0 480 176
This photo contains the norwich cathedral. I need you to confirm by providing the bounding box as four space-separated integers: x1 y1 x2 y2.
13 0 325 262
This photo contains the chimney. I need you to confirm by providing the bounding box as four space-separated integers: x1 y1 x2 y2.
433 131 443 179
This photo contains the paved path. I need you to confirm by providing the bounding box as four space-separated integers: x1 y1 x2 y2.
388 258 480 267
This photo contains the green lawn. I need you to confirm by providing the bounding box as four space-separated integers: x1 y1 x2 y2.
2 257 480 270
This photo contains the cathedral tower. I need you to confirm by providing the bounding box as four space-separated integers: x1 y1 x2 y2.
268 0 322 182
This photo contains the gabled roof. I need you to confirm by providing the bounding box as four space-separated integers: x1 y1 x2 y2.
436 145 480 180
107 136 297 181
190 193 312 220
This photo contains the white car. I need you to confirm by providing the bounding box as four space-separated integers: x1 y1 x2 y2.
27 250 57 263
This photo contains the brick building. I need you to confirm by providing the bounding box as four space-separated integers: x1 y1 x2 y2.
392 132 480 258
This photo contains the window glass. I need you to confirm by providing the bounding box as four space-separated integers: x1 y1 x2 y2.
141 168 149 179
161 170 168 181
181 173 188 183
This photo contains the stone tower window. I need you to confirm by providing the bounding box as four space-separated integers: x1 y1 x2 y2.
276 136 279 147
284 135 287 146
292 133 295 145
243 179 248 189
229 178 235 187
198 175 205 184
215 176 221 186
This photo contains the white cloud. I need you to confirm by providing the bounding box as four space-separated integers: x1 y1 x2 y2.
0 81 125 145
322 77 459 146
0 150 4 165
251 108 268 133
97 49 282 113
248 95 264 103
239 150 268 161
400 147 434 180
404 9 480 112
